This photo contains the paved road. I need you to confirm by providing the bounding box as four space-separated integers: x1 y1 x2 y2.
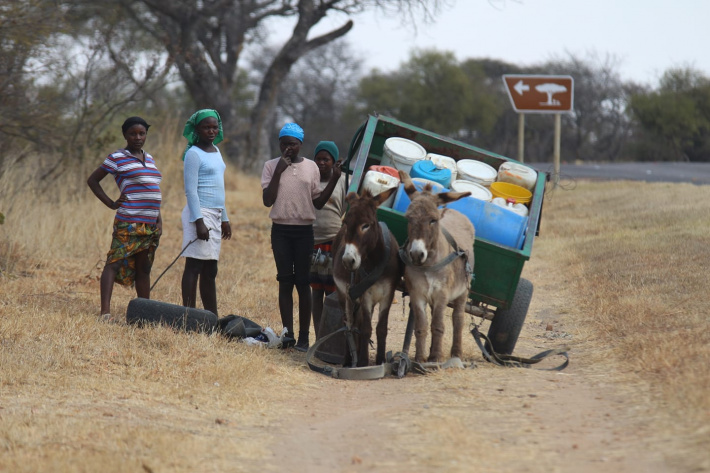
526 162 710 185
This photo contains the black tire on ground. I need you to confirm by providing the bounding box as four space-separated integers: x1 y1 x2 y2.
486 278 533 355
126 298 218 333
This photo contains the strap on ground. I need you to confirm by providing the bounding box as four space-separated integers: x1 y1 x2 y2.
470 326 569 371
306 327 393 380
305 327 475 380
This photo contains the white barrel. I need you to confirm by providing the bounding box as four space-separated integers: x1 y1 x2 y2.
427 153 458 182
450 179 492 202
456 159 497 187
383 137 427 174
361 170 400 208
497 162 537 191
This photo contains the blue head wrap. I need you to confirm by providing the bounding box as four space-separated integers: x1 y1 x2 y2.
278 123 304 143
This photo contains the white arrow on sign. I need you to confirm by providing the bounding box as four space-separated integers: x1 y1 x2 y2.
514 80 530 95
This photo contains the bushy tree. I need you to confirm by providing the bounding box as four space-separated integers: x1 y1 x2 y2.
355 49 500 141
630 67 710 162
0 0 69 169
0 1 174 178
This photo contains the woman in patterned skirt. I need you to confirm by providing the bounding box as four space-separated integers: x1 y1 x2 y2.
87 116 162 322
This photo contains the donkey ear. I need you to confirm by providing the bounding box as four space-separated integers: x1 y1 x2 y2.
437 191 471 205
374 186 397 207
398 170 417 196
345 191 360 205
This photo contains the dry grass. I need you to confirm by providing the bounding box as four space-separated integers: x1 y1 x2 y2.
540 179 710 415
1 128 709 472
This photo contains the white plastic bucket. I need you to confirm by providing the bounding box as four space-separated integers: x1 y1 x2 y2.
361 170 400 208
383 137 427 174
456 159 497 187
427 153 458 182
497 162 537 191
450 179 492 202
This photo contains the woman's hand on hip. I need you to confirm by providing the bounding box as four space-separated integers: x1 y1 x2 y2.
111 193 128 210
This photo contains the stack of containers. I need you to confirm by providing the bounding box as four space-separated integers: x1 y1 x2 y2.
443 158 530 249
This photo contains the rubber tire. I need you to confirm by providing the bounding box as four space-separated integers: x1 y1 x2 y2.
486 278 533 355
126 298 218 333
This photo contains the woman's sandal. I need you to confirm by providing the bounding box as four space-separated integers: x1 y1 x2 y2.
100 313 120 324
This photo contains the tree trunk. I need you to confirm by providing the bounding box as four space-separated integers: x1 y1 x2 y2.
243 3 353 172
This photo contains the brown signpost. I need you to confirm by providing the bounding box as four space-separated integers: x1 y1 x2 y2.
502 74 575 187
502 75 574 113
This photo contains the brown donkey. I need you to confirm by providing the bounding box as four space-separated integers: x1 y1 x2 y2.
332 188 402 367
399 171 475 363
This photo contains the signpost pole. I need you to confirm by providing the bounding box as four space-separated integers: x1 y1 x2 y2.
553 113 561 187
517 113 525 162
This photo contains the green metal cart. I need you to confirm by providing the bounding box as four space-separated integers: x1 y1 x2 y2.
343 114 546 355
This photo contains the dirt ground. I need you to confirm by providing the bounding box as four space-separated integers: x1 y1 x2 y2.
257 257 707 473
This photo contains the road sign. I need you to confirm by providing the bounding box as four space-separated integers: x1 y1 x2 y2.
502 74 574 113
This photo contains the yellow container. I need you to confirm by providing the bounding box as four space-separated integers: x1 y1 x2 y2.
490 181 532 205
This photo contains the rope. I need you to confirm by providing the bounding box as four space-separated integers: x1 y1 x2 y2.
470 325 569 370
150 238 198 291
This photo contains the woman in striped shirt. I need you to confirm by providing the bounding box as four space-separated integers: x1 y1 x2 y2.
87 116 162 322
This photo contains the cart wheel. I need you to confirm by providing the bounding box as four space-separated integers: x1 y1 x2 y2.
126 298 218 333
486 278 533 355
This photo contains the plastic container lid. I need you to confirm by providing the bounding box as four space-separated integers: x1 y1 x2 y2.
410 159 452 188
383 137 427 172
456 159 497 186
368 165 400 179
450 179 493 202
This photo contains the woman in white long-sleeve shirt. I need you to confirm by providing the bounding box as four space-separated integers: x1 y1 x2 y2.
180 109 232 316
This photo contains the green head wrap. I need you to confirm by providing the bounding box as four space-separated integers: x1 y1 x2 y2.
314 141 339 162
182 109 223 160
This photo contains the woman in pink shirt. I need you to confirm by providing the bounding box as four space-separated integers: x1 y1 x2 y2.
261 123 341 350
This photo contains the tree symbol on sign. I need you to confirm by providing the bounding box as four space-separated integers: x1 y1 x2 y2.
535 83 567 106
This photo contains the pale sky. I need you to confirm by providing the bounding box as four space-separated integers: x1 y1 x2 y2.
279 0 709 87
